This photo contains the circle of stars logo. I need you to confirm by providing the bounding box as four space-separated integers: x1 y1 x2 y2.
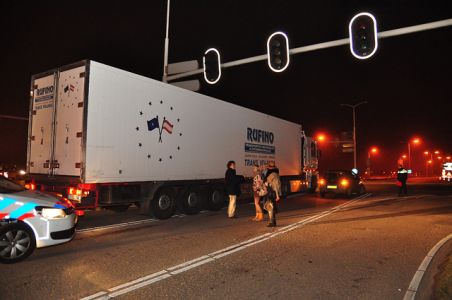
135 99 182 162
59 74 80 108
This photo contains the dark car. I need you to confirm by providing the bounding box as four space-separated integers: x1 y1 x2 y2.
318 170 365 198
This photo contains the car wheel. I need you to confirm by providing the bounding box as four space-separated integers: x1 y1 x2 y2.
205 187 225 211
180 189 203 215
0 223 36 264
152 188 176 219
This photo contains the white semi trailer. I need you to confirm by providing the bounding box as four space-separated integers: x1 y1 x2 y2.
27 60 318 219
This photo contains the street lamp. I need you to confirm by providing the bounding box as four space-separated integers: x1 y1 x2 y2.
407 137 421 171
340 101 368 169
424 150 434 176
316 133 326 142
367 147 378 177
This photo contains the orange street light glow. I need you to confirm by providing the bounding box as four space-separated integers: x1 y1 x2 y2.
402 155 407 159
434 150 440 154
424 151 429 155
438 156 442 159
412 138 421 144
317 134 326 142
370 147 378 153
428 160 433 164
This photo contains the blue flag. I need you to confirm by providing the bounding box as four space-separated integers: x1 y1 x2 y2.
147 117 159 131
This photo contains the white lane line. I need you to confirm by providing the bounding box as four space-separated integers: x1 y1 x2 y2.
80 292 108 300
169 257 215 275
77 218 159 234
108 274 172 298
403 233 452 300
167 255 211 272
108 270 168 292
81 194 369 300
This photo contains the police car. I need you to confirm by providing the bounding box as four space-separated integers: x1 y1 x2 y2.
0 176 77 263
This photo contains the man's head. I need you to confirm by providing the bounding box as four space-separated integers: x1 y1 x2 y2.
227 160 236 169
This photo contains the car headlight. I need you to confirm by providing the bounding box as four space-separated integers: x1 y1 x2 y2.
40 208 66 219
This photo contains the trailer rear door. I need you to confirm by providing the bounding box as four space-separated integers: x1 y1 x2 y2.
28 73 57 174
52 65 87 176
28 62 87 177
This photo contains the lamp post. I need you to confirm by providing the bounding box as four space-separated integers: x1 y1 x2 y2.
407 138 421 172
162 0 171 83
367 147 378 178
341 101 368 169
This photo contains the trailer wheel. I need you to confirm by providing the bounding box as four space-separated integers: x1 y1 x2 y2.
152 188 176 219
180 189 203 215
0 222 36 264
205 188 225 211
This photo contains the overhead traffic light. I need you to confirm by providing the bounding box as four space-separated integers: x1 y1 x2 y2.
267 31 290 72
349 12 378 59
203 48 221 84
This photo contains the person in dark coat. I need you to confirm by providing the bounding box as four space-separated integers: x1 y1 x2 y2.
225 161 244 218
397 165 408 196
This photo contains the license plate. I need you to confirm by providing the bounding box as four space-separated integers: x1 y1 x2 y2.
327 185 337 189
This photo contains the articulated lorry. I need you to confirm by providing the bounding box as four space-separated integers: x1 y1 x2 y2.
27 60 318 219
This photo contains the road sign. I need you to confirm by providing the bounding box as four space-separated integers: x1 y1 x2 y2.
167 60 199 75
169 79 200 92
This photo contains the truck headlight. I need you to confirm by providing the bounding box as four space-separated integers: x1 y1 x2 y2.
41 208 66 219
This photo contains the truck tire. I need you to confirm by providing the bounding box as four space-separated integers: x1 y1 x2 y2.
205 187 225 211
0 222 36 264
179 189 203 215
152 188 176 219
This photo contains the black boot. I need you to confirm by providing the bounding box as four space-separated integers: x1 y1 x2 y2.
267 219 276 227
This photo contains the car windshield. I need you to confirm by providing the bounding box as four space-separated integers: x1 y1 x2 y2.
0 177 26 194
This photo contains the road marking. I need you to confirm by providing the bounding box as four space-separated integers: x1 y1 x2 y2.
77 218 159 234
80 193 371 300
404 233 452 300
80 292 108 300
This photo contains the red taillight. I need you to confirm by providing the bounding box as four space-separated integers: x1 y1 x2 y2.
75 210 85 217
25 183 36 190
68 187 82 196
57 197 75 208
340 179 349 187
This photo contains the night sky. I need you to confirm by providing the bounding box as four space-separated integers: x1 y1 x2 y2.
1 1 451 173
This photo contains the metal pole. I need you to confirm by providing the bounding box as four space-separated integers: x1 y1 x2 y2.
341 101 367 170
166 18 452 82
408 142 411 170
352 107 357 169
162 0 171 83
0 114 28 121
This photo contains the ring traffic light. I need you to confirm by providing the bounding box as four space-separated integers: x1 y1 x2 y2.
267 31 290 72
349 12 378 59
203 48 221 84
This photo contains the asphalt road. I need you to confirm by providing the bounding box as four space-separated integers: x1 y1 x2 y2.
1 178 451 300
